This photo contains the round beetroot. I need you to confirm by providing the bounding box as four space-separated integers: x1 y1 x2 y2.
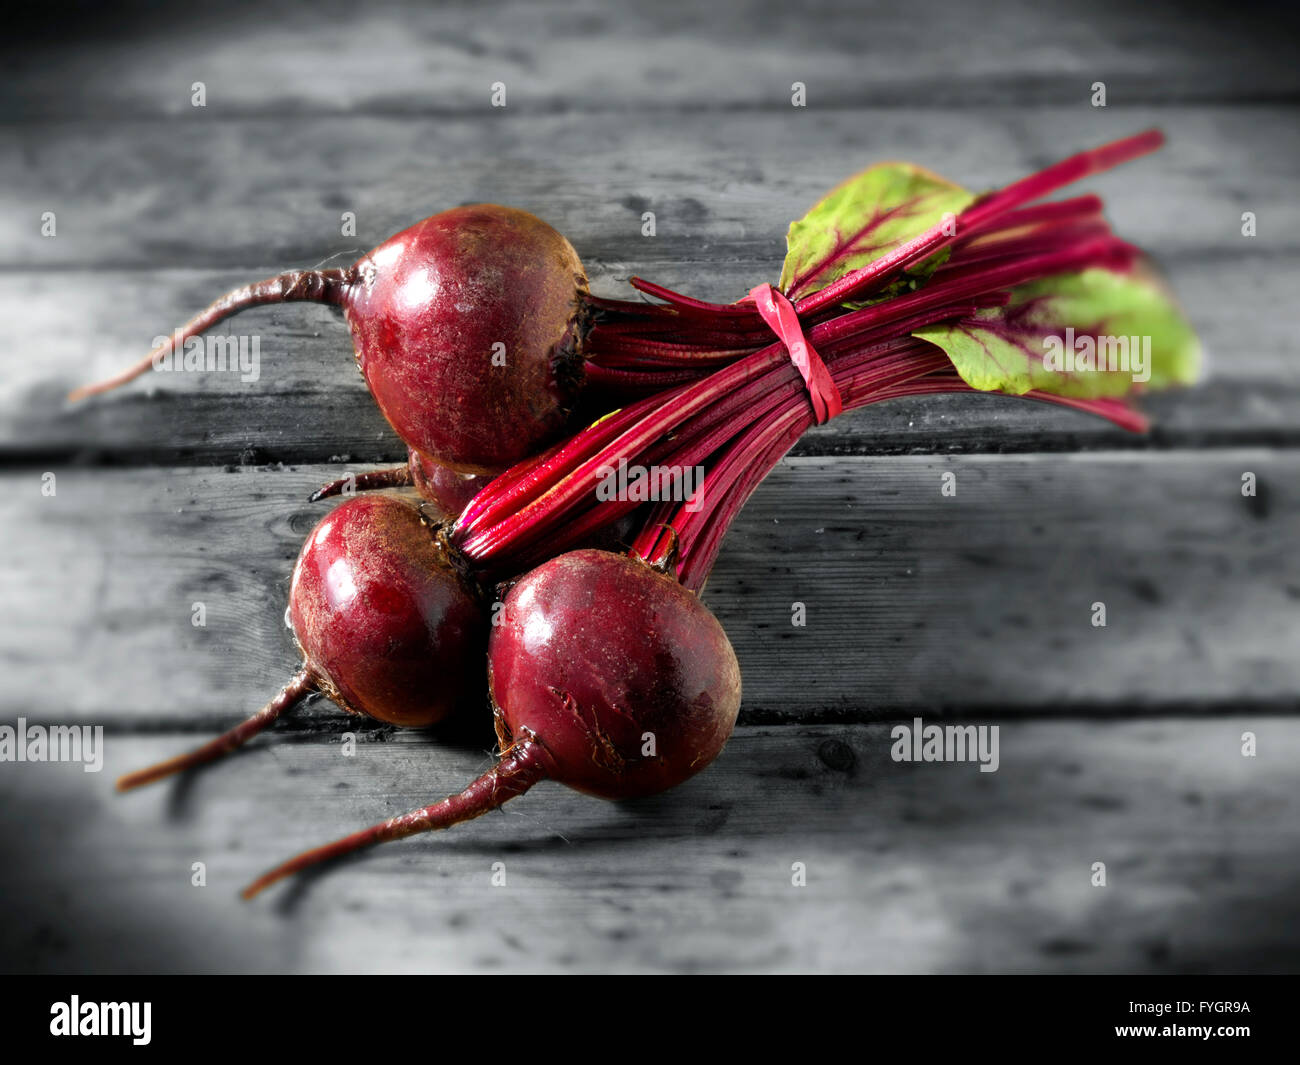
73 204 588 474
116 494 487 791
347 206 587 473
289 494 486 727
240 549 741 898
488 549 740 798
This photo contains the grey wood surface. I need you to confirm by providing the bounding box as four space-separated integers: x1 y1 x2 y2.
4 456 1297 722
1 0 1296 973
4 106 1298 461
5 721 1298 974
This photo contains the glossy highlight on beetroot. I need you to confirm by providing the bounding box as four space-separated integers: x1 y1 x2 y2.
241 549 741 898
73 205 590 474
104 131 1199 899
115 494 485 791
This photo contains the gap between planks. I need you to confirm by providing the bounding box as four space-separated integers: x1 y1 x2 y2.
1 452 1295 722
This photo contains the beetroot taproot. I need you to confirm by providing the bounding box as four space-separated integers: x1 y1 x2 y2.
116 494 485 791
73 205 588 474
240 549 741 897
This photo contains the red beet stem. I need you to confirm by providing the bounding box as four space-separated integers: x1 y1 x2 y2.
676 415 806 591
653 346 954 587
792 130 1164 317
68 268 353 402
240 735 548 899
308 465 414 503
455 345 789 560
115 669 318 792
628 277 757 317
457 386 687 535
458 238 1140 565
513 359 815 563
961 130 1164 236
622 342 946 570
452 134 1166 570
961 195 1105 238
582 362 706 393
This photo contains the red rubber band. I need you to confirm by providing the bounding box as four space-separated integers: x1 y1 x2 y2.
748 283 843 423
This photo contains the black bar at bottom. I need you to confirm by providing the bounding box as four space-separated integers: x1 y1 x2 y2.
0 976 1288 1052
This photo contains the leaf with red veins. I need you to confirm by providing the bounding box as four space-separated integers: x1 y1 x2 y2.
779 163 976 301
912 266 1202 399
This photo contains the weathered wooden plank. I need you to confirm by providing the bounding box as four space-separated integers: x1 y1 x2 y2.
3 251 1297 463
4 107 1296 271
5 105 1293 461
2 453 1294 723
2 0 1295 120
3 720 1296 973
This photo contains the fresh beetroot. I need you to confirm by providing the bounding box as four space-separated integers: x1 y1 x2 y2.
73 205 590 474
116 493 485 791
241 548 741 898
111 131 1199 892
487 549 740 798
348 207 587 472
71 132 1179 488
287 494 485 726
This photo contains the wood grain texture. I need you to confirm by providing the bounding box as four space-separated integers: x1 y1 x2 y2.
5 108 1297 271
1 0 1296 975
2 454 1294 723
3 0 1296 120
4 106 1294 461
3 720 1296 974
3 255 1296 463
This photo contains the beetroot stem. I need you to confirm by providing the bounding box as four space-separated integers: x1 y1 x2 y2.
459 239 1130 564
456 344 790 560
962 195 1105 236
240 736 548 899
664 348 952 587
583 363 704 393
628 277 758 317
791 130 1164 316
457 386 685 534
308 465 413 503
68 268 353 402
115 669 318 792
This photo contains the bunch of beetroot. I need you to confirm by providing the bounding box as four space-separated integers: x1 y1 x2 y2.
91 131 1200 897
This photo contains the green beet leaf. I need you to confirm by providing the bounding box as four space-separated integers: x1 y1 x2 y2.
779 163 975 301
912 266 1201 398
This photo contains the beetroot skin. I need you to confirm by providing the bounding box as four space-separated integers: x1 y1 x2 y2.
348 206 588 474
289 494 486 727
73 204 589 475
488 549 742 798
116 494 487 792
240 549 742 897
